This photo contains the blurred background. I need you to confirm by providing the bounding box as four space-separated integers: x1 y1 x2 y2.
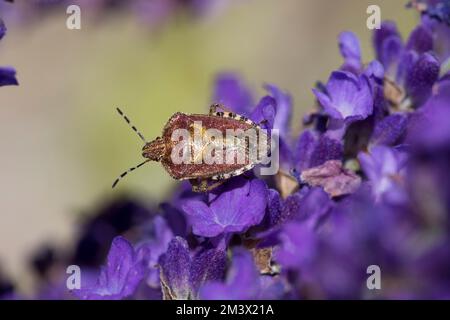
0 0 417 294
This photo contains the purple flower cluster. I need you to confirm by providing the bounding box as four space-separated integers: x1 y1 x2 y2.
0 12 18 87
2 1 450 300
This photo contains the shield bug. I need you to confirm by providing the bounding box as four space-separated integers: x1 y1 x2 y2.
112 104 271 192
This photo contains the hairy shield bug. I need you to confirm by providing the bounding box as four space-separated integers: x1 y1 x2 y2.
113 104 271 192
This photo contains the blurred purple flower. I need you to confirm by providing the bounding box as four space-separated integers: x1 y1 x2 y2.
294 129 343 173
370 113 409 146
199 248 261 300
422 15 450 64
249 95 276 131
339 31 362 74
374 21 440 108
182 177 268 237
136 216 173 288
358 145 408 204
212 72 254 115
408 79 450 149
0 66 18 86
262 187 333 233
0 20 6 40
0 20 18 87
275 222 318 270
264 84 293 140
73 236 147 300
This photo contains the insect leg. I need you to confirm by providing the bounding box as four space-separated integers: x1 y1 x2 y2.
257 119 269 128
189 178 226 193
209 103 233 115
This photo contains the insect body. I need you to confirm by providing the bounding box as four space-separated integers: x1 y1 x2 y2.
113 104 270 192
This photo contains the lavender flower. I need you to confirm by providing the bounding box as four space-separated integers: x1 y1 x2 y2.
358 146 408 204
73 236 147 300
374 21 440 108
182 177 268 237
313 71 373 124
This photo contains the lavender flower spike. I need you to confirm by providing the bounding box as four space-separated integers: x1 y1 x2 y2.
313 71 373 123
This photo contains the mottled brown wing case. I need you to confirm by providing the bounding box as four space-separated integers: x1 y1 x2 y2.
161 112 255 180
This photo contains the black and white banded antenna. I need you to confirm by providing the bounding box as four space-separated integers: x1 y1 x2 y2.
112 108 149 188
112 159 150 188
116 107 147 143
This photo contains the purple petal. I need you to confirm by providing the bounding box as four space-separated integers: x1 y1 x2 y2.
249 95 276 129
200 248 260 300
159 237 191 300
309 135 344 168
136 216 173 288
265 188 283 228
189 249 227 297
425 16 450 63
0 67 18 87
294 130 343 173
373 21 403 69
294 130 317 172
73 236 146 300
338 31 362 73
371 113 409 146
358 146 407 203
212 72 253 115
408 80 450 148
183 178 268 237
182 200 222 237
406 24 434 54
0 20 6 40
265 84 292 138
405 52 440 107
396 50 418 86
279 191 303 223
211 178 268 234
292 187 333 224
312 88 342 119
315 71 373 122
160 202 188 237
275 222 318 269
364 60 385 82
278 136 294 172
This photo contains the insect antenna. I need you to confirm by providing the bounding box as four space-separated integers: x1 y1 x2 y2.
116 107 147 143
112 159 150 188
